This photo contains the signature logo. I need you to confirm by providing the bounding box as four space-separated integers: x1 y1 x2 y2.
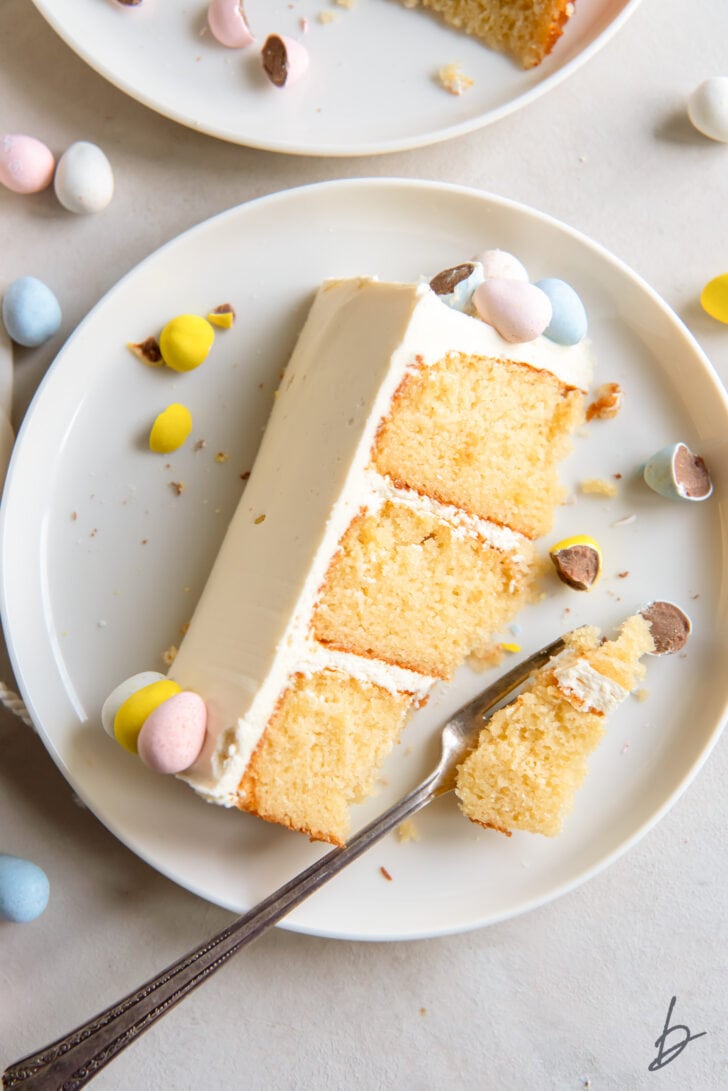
649 995 706 1072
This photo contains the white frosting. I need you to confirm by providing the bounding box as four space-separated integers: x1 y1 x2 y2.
168 278 594 805
553 658 629 715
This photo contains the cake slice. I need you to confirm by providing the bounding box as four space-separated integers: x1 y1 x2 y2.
402 0 575 69
455 614 655 836
163 276 592 844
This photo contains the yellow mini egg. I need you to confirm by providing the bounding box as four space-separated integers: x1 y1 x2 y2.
700 274 728 324
114 679 182 754
549 534 602 591
159 314 214 372
149 403 193 454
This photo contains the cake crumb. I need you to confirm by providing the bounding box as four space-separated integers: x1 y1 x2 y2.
380 866 393 881
162 644 178 666
437 63 474 96
468 644 504 671
580 477 618 498
215 451 229 464
617 571 629 579
334 0 355 7
70 511 77 521
140 538 148 545
241 471 251 480
194 439 206 452
633 688 649 703
179 621 190 636
170 481 184 496
254 514 266 525
620 741 631 754
586 381 623 421
397 819 420 843
318 10 337 22
419 1006 427 1016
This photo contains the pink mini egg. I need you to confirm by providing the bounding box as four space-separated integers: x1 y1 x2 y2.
0 134 55 195
137 691 207 775
207 0 254 48
473 278 552 343
261 34 309 88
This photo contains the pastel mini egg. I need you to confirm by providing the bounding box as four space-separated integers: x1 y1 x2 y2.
114 679 182 754
149 403 193 454
0 855 50 922
687 77 728 143
159 314 215 372
261 34 309 88
549 534 602 591
476 249 529 282
2 276 61 348
429 261 484 311
473 278 552 343
208 0 255 48
54 141 114 214
643 442 713 501
101 670 166 738
0 134 55 194
137 691 208 774
700 273 728 323
536 278 588 345
639 601 692 655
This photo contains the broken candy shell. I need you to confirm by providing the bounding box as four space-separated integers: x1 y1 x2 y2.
473 278 552 343
114 679 182 754
261 34 309 88
0 855 50 922
206 304 235 329
207 0 254 48
643 443 713 501
137 691 208 774
640 601 692 655
430 262 484 312
536 278 588 346
549 535 602 591
101 671 167 738
0 134 55 194
159 314 214 372
149 403 193 454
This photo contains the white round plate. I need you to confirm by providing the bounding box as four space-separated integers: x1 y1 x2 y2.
31 0 642 155
2 179 727 941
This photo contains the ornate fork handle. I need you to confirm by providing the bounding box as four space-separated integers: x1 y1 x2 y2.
2 774 440 1091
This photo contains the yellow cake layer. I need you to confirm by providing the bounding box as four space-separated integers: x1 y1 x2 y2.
313 499 538 679
237 670 413 846
455 616 654 836
405 0 573 68
373 352 585 539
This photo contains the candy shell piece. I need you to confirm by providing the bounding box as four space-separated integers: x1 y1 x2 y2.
476 249 529 282
473 278 552 343
261 34 309 88
687 78 728 143
54 141 114 215
429 261 484 312
101 671 166 738
114 679 182 754
700 273 728 323
0 134 55 195
159 315 215 372
149 403 193 454
208 0 254 48
137 691 208 774
2 277 61 348
0 855 50 922
639 601 692 655
549 534 602 591
643 442 713 501
206 303 236 329
536 278 588 346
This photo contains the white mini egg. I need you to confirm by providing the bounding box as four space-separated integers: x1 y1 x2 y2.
101 671 166 738
54 141 114 214
687 77 728 143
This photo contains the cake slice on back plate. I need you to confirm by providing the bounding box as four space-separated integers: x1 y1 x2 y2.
104 266 595 845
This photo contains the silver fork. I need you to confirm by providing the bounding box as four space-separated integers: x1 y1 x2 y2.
3 636 565 1091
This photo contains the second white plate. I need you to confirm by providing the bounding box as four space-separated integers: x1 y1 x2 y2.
32 0 642 155
2 179 727 940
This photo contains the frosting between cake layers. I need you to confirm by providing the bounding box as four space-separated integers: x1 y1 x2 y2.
170 277 595 806
553 657 629 715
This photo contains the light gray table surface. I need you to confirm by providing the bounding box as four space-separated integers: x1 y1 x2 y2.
2 0 727 1087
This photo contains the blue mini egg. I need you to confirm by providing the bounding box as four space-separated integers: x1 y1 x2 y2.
2 276 62 348
0 854 50 922
536 278 587 346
